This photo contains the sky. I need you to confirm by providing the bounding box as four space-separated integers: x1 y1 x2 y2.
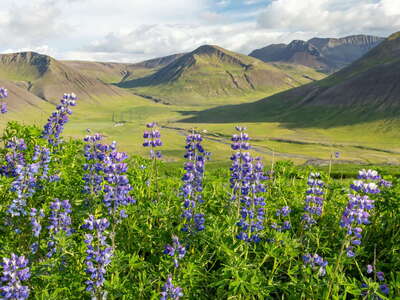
0 0 399 63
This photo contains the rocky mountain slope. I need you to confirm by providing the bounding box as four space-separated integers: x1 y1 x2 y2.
249 35 384 73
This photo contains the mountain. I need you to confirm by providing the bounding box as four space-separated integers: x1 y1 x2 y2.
62 53 185 84
249 35 384 73
0 52 130 103
182 32 400 127
118 45 326 105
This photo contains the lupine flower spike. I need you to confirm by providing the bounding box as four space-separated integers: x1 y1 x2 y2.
42 93 77 146
160 276 183 300
340 169 388 257
181 132 210 233
236 155 267 243
271 206 291 232
0 254 30 299
361 265 390 297
164 235 186 268
302 172 325 228
230 126 251 216
82 216 113 298
47 199 73 258
143 122 162 159
0 87 8 114
302 253 328 276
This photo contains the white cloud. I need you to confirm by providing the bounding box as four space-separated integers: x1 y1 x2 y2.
258 0 400 36
75 23 314 62
0 0 399 63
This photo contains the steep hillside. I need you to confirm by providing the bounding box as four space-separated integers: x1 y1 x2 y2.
118 45 325 105
250 35 384 73
183 32 400 127
0 79 53 122
0 52 131 103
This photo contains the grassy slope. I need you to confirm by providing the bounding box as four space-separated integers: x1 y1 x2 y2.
120 46 327 105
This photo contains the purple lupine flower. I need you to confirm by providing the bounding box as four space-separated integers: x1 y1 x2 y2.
47 199 73 258
0 254 30 299
181 132 210 233
42 93 77 146
230 127 267 243
334 152 340 159
102 142 134 219
30 208 45 253
164 236 186 268
82 216 113 296
82 133 106 197
340 194 374 257
302 253 328 276
160 275 183 300
271 206 291 232
0 87 8 114
351 169 387 194
376 271 385 282
341 169 387 257
367 264 373 274
236 159 267 243
0 138 27 177
378 179 392 188
361 265 390 297
143 122 162 159
302 172 325 228
32 145 56 181
230 126 251 204
7 162 40 217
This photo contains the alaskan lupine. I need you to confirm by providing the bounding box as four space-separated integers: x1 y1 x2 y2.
341 169 388 257
102 142 134 221
7 145 57 217
0 254 30 299
30 208 45 254
301 172 325 228
181 132 210 233
160 276 183 300
340 194 374 257
83 133 106 199
361 265 390 297
230 126 251 215
143 122 162 159
164 235 186 268
7 162 40 217
82 216 113 298
42 93 77 146
0 87 8 114
229 127 267 242
47 199 73 258
236 156 267 243
271 206 291 232
0 138 27 177
302 253 328 276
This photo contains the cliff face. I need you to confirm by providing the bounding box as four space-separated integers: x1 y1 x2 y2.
249 34 384 73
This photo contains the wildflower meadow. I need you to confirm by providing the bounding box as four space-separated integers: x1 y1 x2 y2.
0 89 399 299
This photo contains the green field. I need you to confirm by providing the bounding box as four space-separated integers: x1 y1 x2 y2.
2 91 400 166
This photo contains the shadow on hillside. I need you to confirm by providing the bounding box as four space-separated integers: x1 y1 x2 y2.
176 96 400 129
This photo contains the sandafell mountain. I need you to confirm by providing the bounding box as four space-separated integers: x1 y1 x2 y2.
249 35 384 73
182 32 400 126
0 52 130 104
117 44 325 105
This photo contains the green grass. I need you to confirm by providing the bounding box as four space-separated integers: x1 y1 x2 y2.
2 91 400 166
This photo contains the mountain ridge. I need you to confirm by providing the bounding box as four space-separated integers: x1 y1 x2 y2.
249 34 384 73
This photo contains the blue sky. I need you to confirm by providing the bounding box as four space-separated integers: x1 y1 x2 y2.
0 0 399 62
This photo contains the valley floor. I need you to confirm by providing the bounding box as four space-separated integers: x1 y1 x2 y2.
2 93 400 165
